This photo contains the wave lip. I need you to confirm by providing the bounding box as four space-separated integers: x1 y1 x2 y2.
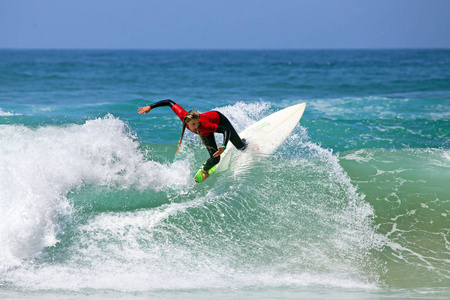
0 115 190 272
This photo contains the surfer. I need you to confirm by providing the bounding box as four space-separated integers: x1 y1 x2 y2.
138 99 247 181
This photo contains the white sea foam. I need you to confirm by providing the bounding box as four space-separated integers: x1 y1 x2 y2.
0 115 191 271
215 100 271 132
0 108 21 116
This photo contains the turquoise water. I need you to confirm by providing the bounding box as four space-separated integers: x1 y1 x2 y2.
0 50 449 299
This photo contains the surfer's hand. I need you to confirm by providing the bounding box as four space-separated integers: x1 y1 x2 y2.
213 146 225 157
138 106 151 114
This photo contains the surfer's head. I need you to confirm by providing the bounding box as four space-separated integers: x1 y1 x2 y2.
184 110 200 131
177 110 209 153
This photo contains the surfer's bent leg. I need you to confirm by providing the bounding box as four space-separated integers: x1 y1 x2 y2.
215 111 247 150
202 133 220 172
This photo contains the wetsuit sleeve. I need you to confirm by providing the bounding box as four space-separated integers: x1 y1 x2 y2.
215 125 231 147
149 99 176 109
149 99 187 121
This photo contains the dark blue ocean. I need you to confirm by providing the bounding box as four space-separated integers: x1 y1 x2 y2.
0 50 449 299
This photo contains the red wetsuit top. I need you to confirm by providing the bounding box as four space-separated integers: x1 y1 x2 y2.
171 103 220 137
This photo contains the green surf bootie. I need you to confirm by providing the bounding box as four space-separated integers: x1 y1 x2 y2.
194 166 216 183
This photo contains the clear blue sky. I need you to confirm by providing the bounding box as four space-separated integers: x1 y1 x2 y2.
1 0 449 49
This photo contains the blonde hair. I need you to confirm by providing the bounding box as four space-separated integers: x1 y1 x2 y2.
176 110 213 153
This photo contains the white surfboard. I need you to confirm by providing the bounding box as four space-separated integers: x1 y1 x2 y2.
214 102 306 175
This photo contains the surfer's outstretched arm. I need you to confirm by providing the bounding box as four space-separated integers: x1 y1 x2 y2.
138 99 175 114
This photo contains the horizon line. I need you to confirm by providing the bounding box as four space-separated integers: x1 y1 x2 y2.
1 47 449 51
